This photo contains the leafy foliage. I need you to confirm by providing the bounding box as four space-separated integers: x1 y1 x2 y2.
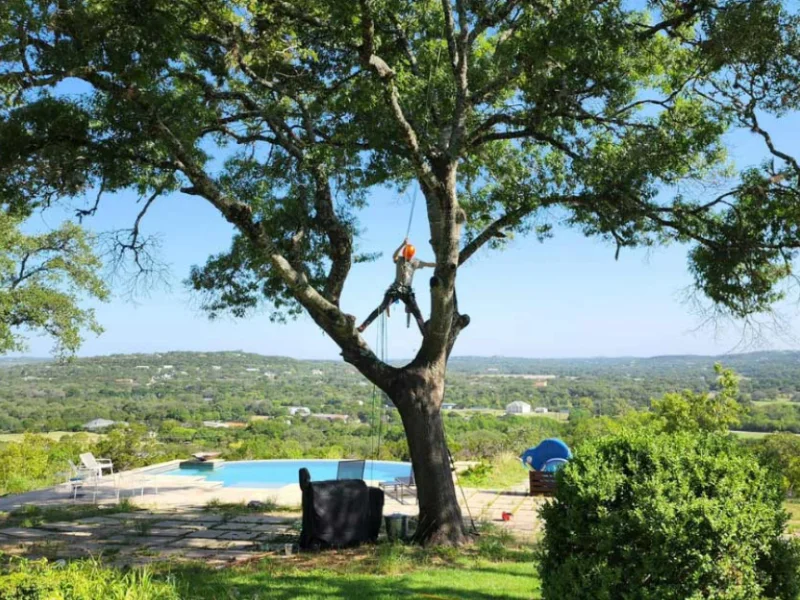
539 431 800 600
0 433 88 495
0 213 107 357
0 0 798 322
756 433 800 497
652 364 743 433
0 558 179 600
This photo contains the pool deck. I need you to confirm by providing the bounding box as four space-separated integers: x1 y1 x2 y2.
0 461 546 564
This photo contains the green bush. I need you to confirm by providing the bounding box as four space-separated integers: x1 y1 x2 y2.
538 431 800 600
0 558 179 600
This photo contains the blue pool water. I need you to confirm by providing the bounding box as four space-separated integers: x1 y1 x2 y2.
155 459 412 489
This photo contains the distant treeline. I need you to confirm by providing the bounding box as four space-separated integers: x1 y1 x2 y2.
1 351 800 433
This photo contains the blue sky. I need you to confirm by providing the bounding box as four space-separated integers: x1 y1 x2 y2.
17 108 800 360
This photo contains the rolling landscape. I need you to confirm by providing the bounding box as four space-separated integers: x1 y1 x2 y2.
1 350 799 434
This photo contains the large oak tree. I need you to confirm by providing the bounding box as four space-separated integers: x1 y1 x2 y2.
2 0 800 543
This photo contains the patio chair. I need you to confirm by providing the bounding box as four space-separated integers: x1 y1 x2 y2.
80 452 114 477
66 460 100 502
336 459 366 481
129 473 160 497
379 469 417 505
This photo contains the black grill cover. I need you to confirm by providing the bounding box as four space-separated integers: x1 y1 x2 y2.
299 468 384 550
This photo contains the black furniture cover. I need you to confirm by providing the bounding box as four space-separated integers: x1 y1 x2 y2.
299 468 384 550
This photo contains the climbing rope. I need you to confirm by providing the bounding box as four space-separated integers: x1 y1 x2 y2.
368 312 389 481
449 446 479 535
404 186 418 240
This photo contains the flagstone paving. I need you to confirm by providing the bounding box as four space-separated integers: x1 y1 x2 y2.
0 509 300 566
0 482 548 565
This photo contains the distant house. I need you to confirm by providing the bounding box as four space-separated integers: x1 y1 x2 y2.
114 378 134 384
288 406 311 416
83 418 117 431
533 380 548 388
442 403 457 410
162 365 174 370
311 414 349 423
505 401 531 415
534 407 549 414
244 367 259 373
211 365 222 371
312 369 324 376
134 365 150 370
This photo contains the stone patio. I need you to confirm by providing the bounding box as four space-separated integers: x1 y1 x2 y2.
0 464 547 564
0 508 300 566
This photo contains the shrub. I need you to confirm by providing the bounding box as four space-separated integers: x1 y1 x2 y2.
0 558 179 600
538 431 800 600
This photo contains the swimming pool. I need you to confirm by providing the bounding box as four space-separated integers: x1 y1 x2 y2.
154 459 412 489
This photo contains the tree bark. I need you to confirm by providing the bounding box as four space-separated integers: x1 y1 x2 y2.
387 365 468 546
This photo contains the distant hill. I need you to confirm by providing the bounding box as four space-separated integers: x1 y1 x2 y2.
446 351 800 377
0 350 799 433
0 357 52 368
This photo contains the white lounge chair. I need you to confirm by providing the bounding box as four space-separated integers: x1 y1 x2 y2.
80 452 114 477
66 460 100 501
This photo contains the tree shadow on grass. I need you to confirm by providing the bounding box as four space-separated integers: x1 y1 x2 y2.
167 562 540 600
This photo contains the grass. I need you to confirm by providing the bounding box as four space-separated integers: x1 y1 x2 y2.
730 430 772 439
785 500 800 535
168 557 539 599
172 526 539 599
0 529 541 599
0 431 103 442
730 430 800 439
204 498 301 518
453 409 569 421
0 558 180 600
751 397 797 406
459 452 528 490
0 499 138 528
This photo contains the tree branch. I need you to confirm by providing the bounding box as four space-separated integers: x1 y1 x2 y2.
448 0 471 156
358 0 438 193
459 209 524 265
311 168 353 305
635 1 701 39
441 0 459 73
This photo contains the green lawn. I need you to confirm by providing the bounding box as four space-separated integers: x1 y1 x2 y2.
459 453 528 490
730 430 771 439
169 555 539 599
752 397 797 406
0 533 542 600
0 431 103 442
785 501 800 535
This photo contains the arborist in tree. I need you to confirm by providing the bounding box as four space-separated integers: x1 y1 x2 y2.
358 238 434 334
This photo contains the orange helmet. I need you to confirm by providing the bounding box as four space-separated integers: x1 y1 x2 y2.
402 244 416 260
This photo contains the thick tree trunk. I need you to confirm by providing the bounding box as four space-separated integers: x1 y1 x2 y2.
388 366 468 546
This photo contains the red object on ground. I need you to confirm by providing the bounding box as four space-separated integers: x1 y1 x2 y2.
501 511 513 521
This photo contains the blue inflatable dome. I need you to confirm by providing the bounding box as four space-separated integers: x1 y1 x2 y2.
521 438 572 471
